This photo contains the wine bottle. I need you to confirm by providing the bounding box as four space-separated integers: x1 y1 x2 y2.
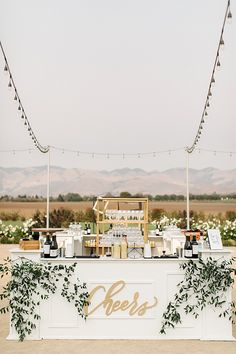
184 235 192 258
50 235 58 258
191 235 199 258
87 223 91 235
84 223 88 235
43 234 51 258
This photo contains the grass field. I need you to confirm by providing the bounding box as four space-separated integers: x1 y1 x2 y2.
1 201 236 218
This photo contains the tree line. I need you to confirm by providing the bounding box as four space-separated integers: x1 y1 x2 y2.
1 191 236 202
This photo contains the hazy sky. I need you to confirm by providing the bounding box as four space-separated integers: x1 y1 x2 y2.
0 0 236 171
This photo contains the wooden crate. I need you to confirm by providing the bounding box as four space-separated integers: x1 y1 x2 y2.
19 240 40 250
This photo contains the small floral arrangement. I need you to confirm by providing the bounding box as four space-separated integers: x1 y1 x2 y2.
0 218 36 243
221 220 236 241
191 218 221 234
152 216 183 230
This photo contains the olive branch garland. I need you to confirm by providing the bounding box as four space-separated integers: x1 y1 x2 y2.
0 257 89 341
160 257 236 334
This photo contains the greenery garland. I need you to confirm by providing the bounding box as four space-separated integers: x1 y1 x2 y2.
160 257 236 334
0 257 89 341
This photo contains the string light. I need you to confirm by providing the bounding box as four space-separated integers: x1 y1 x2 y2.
1 3 232 158
194 147 236 156
1 146 236 160
0 41 49 154
187 0 232 154
48 146 184 159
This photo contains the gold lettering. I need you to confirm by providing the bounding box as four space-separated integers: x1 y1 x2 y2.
86 280 158 317
104 280 125 316
85 285 106 316
119 300 130 311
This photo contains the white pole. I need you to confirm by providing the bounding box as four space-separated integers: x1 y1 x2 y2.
186 150 190 230
46 146 50 228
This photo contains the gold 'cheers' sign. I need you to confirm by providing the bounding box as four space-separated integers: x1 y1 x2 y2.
84 280 158 317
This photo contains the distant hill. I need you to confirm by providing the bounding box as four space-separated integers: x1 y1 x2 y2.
0 166 236 197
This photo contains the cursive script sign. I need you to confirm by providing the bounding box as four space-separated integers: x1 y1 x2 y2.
85 280 158 317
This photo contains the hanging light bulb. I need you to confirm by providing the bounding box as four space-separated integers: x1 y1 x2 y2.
205 110 208 116
18 104 21 111
220 37 224 46
207 100 210 107
216 58 221 70
21 113 24 119
227 9 232 23
24 120 27 126
201 118 205 123
211 76 215 85
14 91 18 100
8 79 12 88
208 89 212 96
4 64 8 71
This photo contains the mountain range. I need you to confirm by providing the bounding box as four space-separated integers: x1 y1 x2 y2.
0 166 236 196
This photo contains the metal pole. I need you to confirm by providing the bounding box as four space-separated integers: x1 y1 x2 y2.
46 147 50 228
186 150 190 230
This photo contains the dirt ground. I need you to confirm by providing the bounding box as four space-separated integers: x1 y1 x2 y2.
0 244 236 354
1 201 236 219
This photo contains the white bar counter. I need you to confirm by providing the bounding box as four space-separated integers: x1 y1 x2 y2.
8 248 234 341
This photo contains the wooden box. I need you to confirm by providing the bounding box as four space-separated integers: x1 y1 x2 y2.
19 239 40 250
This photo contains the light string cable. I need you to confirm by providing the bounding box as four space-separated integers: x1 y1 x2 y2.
0 41 49 153
186 0 232 154
197 147 236 157
50 146 185 159
1 146 236 158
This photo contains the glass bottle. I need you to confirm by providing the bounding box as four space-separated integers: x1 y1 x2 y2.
43 234 51 258
184 235 192 258
191 235 199 258
50 235 58 258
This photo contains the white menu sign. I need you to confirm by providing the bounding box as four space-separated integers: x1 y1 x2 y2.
208 229 223 250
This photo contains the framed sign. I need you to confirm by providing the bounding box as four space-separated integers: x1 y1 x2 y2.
208 229 223 250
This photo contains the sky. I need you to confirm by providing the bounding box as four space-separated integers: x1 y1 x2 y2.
0 0 236 171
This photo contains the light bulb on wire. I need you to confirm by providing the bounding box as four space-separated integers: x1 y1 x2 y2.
220 37 225 48
227 8 232 24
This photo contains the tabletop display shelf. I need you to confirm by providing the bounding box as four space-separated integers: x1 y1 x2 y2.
93 197 149 255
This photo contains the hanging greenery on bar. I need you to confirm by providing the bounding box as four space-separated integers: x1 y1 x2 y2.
0 257 89 341
160 257 236 334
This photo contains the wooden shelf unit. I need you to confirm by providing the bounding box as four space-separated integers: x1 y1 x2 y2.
93 197 149 255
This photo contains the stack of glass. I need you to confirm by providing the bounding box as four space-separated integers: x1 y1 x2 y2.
104 210 144 221
100 226 144 248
